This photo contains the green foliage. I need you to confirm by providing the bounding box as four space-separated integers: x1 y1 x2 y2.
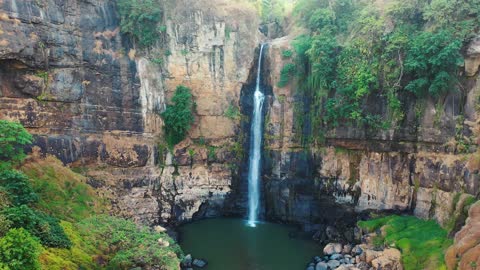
0 170 38 206
117 0 162 48
0 228 42 270
35 71 49 83
358 215 452 270
151 58 163 65
0 120 32 164
281 49 293 58
404 30 463 97
0 215 12 237
277 63 296 88
158 25 167 32
207 146 217 161
161 85 195 148
77 215 182 269
21 156 107 222
290 0 473 142
181 49 189 56
260 0 288 23
3 205 72 248
224 104 241 120
225 26 232 40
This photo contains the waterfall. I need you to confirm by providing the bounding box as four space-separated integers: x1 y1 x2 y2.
247 44 266 227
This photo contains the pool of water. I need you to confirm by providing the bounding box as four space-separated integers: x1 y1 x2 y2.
178 218 321 270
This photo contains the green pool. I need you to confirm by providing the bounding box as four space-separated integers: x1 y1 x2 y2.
178 218 321 270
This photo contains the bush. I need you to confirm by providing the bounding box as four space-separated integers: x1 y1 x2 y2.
117 0 162 48
358 215 452 270
77 215 182 269
0 228 42 270
0 170 38 206
281 49 293 58
224 104 240 120
404 30 463 97
161 85 195 148
3 205 72 248
277 63 296 87
0 120 32 164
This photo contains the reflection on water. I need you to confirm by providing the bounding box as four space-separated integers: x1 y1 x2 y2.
179 218 321 270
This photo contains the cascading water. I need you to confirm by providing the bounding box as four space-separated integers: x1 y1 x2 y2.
247 44 266 227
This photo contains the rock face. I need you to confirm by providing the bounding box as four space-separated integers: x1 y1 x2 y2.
262 34 480 230
0 0 261 225
446 201 480 270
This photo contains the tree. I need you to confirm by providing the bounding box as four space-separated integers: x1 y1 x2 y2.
117 0 162 48
0 228 41 270
161 85 195 148
3 205 72 248
0 120 32 164
404 30 463 97
0 170 38 206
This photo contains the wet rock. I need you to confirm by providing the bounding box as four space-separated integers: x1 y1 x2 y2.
323 243 343 255
313 256 322 263
181 254 192 268
343 244 352 254
327 260 341 269
330 253 343 260
315 262 328 270
352 245 363 255
192 258 207 268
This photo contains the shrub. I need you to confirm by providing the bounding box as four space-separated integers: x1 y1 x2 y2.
0 215 12 237
117 0 162 48
161 85 195 148
0 120 32 164
0 228 42 270
281 49 293 58
0 169 38 206
224 104 240 120
3 205 72 248
277 63 296 87
77 215 182 269
404 30 463 97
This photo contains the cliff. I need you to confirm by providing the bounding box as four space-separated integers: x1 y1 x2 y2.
262 27 480 235
0 0 261 225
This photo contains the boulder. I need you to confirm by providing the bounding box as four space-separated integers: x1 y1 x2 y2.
154 225 167 233
343 244 352 254
327 260 341 269
181 254 192 268
324 243 343 255
192 258 208 268
330 254 343 260
370 248 402 270
157 238 170 247
315 262 328 270
352 245 363 255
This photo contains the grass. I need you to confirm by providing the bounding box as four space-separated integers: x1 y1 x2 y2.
20 155 182 270
21 156 108 222
358 215 452 270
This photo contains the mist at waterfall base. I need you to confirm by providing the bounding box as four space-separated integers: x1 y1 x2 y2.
179 218 321 270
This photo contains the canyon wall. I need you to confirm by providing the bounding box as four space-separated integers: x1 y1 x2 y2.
0 0 261 225
263 35 480 233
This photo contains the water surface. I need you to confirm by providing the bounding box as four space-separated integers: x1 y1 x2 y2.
179 218 321 270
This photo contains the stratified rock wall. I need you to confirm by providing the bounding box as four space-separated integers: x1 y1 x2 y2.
0 0 261 225
263 34 480 228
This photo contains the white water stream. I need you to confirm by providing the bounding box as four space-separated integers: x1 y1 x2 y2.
247 44 266 227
